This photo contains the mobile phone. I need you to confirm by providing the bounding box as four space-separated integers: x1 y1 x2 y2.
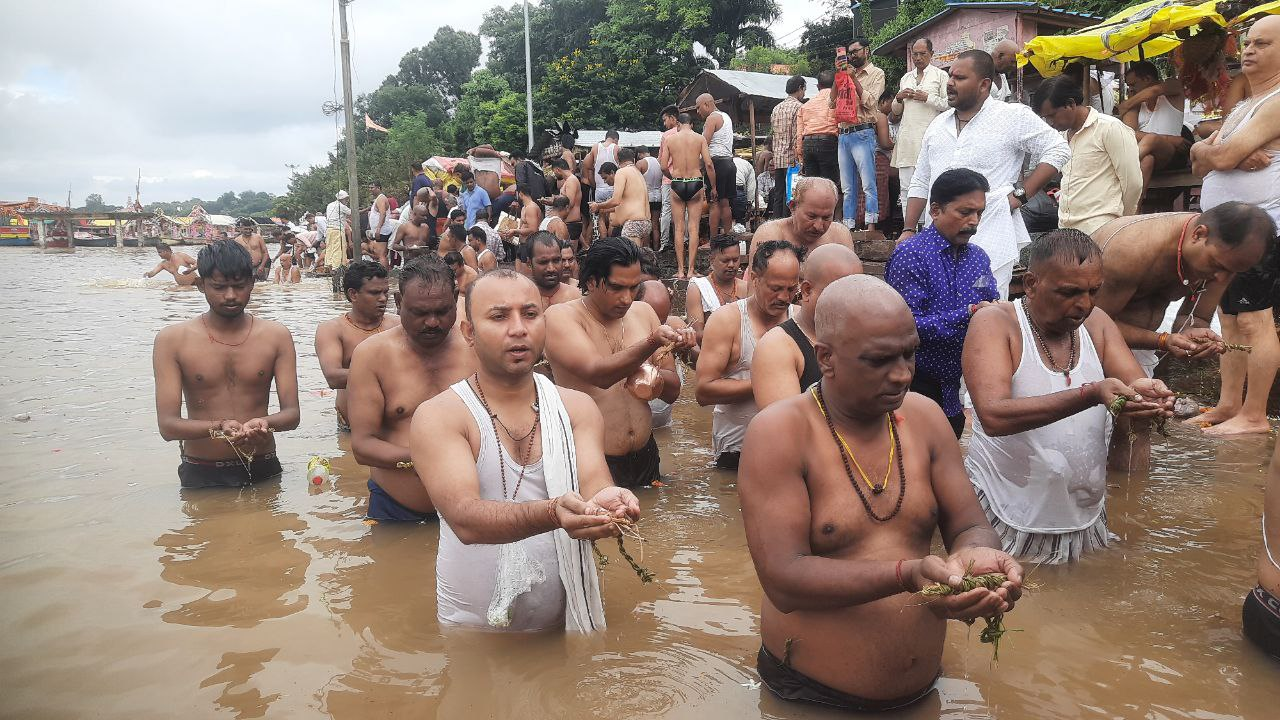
835 47 847 66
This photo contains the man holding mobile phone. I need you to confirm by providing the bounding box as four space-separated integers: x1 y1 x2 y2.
837 38 885 231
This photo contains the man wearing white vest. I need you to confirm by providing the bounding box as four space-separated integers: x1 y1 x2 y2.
413 270 641 632
963 230 1173 564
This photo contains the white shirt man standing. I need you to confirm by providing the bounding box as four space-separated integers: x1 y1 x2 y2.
903 50 1070 299
890 38 950 214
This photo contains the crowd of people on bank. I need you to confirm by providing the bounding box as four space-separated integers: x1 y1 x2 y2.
151 17 1280 711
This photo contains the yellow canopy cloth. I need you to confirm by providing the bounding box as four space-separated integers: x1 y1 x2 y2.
1232 0 1280 24
1021 0 1227 76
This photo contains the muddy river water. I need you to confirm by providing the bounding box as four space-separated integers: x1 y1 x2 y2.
1 247 1277 719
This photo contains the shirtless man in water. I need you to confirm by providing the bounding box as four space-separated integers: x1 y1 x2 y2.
540 195 572 242
390 203 435 263
233 218 271 280
315 261 398 432
527 231 581 308
1094 202 1274 375
747 176 854 279
659 113 716 279
144 243 198 285
739 275 1022 711
468 226 497 272
753 243 863 408
347 256 477 521
1094 202 1274 470
545 237 696 487
590 148 651 245
444 251 478 297
439 223 479 268
549 159 584 247
153 240 300 487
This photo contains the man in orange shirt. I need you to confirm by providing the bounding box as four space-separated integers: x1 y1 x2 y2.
795 70 840 197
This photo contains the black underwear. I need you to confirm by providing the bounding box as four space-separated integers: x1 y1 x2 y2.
716 451 741 470
1220 258 1278 315
756 644 938 713
566 221 584 242
178 454 282 489
605 434 661 488
671 178 704 203
1243 585 1280 661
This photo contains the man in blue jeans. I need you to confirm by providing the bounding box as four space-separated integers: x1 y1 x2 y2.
838 37 885 231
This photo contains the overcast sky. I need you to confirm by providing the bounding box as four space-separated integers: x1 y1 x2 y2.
1 0 826 206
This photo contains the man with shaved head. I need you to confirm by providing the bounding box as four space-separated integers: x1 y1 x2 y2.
739 274 1022 712
990 39 1021 102
413 269 641 632
753 243 863 408
746 176 854 278
389 203 435 264
697 92 736 240
1190 15 1280 435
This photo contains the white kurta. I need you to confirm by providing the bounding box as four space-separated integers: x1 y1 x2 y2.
891 63 950 170
909 98 1071 290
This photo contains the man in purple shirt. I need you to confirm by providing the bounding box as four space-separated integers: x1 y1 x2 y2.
886 168 998 437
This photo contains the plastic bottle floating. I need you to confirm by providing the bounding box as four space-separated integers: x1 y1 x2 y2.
308 456 331 486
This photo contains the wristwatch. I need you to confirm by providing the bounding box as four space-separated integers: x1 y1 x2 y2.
1011 182 1027 204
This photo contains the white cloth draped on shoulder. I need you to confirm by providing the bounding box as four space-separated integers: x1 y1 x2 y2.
532 373 608 633
443 373 607 633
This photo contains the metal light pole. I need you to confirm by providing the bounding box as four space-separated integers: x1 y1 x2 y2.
523 0 535 151
339 0 362 244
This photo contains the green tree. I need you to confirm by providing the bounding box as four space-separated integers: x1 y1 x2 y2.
367 111 447 196
696 0 781 67
798 10 855 75
82 193 109 212
537 0 711 131
273 158 344 218
364 84 448 128
729 45 811 75
210 191 237 214
393 26 482 103
480 0 608 92
448 70 528 152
